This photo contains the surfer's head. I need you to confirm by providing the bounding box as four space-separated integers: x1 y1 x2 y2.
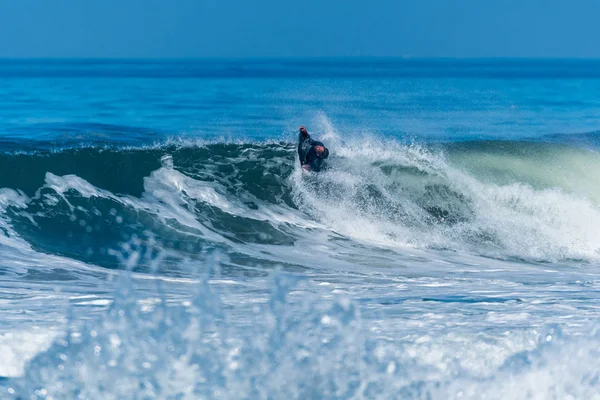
315 145 329 159
299 126 309 137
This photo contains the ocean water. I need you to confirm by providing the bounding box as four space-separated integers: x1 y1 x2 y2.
1 59 600 399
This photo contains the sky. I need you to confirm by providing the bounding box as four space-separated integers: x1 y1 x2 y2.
1 0 600 58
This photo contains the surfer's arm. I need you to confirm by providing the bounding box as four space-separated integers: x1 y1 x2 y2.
298 135 313 164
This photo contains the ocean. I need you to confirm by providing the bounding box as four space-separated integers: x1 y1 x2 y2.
1 59 600 399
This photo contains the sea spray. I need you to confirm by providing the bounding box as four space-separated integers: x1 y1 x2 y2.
6 255 600 400
7 259 387 399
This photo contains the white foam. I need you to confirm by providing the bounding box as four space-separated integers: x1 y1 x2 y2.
291 116 600 261
0 329 61 377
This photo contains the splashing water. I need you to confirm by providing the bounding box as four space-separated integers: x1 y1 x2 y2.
292 117 600 261
5 252 600 400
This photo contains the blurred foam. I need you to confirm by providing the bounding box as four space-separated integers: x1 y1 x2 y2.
5 262 600 400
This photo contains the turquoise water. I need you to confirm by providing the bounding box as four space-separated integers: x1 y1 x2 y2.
1 59 600 399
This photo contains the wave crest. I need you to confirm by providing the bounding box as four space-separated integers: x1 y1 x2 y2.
0 133 599 265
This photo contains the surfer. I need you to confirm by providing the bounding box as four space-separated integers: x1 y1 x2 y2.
298 126 329 172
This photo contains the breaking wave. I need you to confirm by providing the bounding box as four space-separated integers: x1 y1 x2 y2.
0 129 599 267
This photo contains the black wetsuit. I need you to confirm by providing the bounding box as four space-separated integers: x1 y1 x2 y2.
298 133 328 172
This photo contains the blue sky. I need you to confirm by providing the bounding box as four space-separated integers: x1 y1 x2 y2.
1 0 599 58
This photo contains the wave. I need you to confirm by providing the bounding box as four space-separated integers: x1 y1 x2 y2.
0 132 599 269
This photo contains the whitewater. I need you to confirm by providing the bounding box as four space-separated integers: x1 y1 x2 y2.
1 59 600 399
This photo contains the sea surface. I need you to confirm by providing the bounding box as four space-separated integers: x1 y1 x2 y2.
1 59 600 399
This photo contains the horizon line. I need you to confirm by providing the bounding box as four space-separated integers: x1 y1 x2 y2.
1 56 600 61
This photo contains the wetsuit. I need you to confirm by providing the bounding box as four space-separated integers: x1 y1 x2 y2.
303 144 328 172
298 132 316 163
298 132 328 172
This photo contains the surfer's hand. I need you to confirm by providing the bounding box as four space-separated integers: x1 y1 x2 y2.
302 164 310 171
